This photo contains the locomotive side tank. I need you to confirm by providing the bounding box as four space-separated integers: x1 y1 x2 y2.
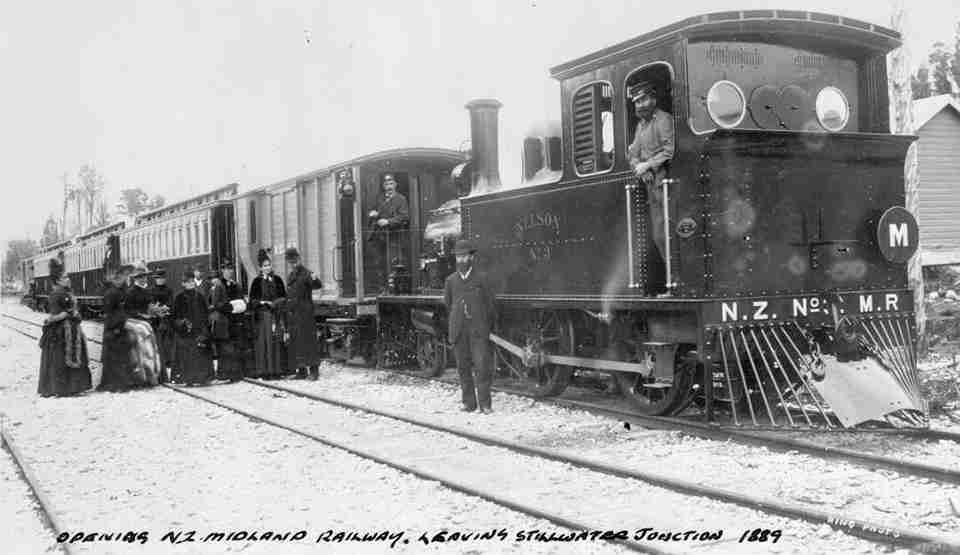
460 11 924 428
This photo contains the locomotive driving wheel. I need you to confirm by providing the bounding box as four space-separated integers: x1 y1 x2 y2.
498 310 575 397
415 331 447 377
614 347 697 415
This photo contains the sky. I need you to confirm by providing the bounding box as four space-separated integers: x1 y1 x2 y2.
1 0 958 248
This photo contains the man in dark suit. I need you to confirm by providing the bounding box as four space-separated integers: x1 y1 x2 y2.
368 173 410 289
444 240 496 413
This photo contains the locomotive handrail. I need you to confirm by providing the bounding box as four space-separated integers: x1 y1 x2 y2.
662 178 678 294
624 182 638 288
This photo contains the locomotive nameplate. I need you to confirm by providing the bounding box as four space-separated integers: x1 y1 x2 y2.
704 291 913 326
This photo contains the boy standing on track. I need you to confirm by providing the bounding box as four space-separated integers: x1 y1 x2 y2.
444 240 496 414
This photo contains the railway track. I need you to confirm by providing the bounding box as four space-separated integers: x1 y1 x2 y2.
0 425 72 555
2 311 960 553
36 312 960 485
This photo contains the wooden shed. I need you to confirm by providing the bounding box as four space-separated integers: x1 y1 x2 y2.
914 94 960 266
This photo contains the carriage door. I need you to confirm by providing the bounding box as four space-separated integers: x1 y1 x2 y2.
360 172 411 294
338 179 357 298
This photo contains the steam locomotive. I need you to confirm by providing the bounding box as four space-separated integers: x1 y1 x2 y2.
381 10 925 429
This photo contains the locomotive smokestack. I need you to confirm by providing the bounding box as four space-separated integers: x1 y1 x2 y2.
465 98 502 195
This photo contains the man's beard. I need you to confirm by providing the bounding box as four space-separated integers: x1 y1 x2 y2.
456 262 472 274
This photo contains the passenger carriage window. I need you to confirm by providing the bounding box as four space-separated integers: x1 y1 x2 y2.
571 81 614 175
248 200 257 244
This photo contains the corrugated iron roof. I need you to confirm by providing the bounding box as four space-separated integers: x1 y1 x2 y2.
914 94 960 131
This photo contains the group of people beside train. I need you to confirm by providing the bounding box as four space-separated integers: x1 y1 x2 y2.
37 246 324 397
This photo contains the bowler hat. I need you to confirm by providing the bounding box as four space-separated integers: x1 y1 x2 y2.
628 80 657 101
180 272 193 283
453 239 477 255
152 267 166 278
284 247 300 261
219 258 234 270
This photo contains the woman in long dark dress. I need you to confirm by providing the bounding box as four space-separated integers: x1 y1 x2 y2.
37 259 92 397
123 262 162 385
171 271 213 385
248 249 287 378
281 247 323 380
99 265 136 391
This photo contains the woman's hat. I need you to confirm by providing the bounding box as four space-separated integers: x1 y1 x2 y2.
219 258 234 270
453 239 477 255
284 247 300 261
48 258 65 280
256 248 271 265
131 261 150 277
181 271 193 283
152 267 166 278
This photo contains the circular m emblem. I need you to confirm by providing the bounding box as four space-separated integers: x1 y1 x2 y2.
876 206 918 264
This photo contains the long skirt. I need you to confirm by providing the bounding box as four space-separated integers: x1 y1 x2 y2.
37 321 92 397
250 310 286 378
98 319 160 391
213 316 247 380
174 333 212 385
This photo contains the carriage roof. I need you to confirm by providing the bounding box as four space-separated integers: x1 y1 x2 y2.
549 10 901 80
236 147 467 199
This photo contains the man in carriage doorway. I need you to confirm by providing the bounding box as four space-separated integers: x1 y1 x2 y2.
626 80 674 292
368 173 409 291
444 240 496 414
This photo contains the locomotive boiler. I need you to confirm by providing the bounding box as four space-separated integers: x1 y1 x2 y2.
385 10 926 429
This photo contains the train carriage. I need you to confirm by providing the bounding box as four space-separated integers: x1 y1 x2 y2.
380 10 926 429
121 184 238 294
236 148 467 363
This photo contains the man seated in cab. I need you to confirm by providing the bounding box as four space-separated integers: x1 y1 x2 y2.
626 80 675 283
368 173 410 288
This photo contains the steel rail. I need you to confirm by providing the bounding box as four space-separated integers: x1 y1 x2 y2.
165 383 671 555
1 426 73 554
390 366 960 483
242 378 960 554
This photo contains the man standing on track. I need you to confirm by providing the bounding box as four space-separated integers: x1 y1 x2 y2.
444 240 496 414
282 247 323 380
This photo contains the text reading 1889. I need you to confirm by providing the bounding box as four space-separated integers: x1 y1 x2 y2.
738 529 782 543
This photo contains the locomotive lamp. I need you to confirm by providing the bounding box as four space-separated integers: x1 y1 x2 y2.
387 261 411 294
337 170 355 199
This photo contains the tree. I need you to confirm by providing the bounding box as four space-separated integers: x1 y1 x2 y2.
3 239 39 282
92 197 110 228
911 66 932 99
76 163 106 232
953 21 960 98
116 187 165 217
41 214 60 248
929 41 953 95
